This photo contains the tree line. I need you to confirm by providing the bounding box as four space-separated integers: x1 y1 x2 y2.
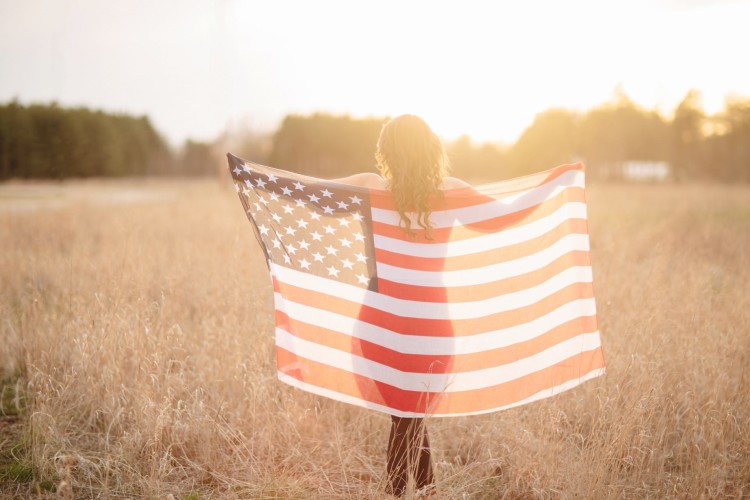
261 92 749 182
2 92 749 181
507 90 750 182
0 101 167 178
0 100 219 179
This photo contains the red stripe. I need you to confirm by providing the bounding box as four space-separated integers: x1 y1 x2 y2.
371 186 586 244
274 277 595 337
276 344 604 415
375 218 589 272
376 250 592 302
276 309 598 373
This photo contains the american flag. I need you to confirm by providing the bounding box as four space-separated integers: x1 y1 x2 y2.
228 153 605 417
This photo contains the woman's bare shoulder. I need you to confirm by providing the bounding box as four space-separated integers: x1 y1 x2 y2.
440 176 471 190
330 172 387 189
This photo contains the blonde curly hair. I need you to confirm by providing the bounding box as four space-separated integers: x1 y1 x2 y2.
375 115 449 238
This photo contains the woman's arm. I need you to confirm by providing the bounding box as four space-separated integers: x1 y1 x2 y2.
332 173 469 190
330 172 387 189
441 176 471 189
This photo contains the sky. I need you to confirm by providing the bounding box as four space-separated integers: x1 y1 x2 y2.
1 0 749 147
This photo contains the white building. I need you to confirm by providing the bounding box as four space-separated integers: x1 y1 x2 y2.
621 161 671 182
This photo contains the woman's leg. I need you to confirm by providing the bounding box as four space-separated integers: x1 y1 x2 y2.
386 416 434 496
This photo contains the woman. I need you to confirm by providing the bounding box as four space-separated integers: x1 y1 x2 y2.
335 114 468 497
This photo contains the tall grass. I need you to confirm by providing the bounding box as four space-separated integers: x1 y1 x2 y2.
1 179 749 498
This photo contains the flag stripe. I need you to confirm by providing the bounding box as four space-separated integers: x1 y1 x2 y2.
270 245 593 310
363 283 594 336
274 278 595 336
377 250 592 302
275 345 605 415
371 187 586 244
274 295 598 353
271 262 593 320
276 309 598 373
374 217 589 271
375 234 591 287
372 202 588 258
276 327 601 392
278 366 605 418
378 264 595 315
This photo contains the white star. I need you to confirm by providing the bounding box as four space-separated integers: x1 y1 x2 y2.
355 252 367 262
233 166 242 176
337 201 349 209
341 258 354 269
308 193 320 203
299 258 311 269
322 205 335 214
271 213 282 223
326 265 340 277
296 218 308 229
293 181 305 191
234 183 241 192
258 224 270 236
242 187 251 196
312 252 325 262
309 211 321 221
283 254 291 264
350 195 362 205
259 197 269 206
353 232 365 242
256 178 266 188
352 212 364 221
357 274 369 285
269 192 279 201
244 179 253 187
281 205 294 214
295 198 306 208
271 238 281 249
281 186 293 196
339 238 352 248
285 226 296 236
287 243 297 255
310 231 323 241
321 188 333 198
242 163 251 173
253 202 262 212
267 174 278 183
338 218 350 227
323 225 336 234
325 245 338 256
298 240 310 250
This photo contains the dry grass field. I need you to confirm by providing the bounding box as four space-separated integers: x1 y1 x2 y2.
1 177 749 498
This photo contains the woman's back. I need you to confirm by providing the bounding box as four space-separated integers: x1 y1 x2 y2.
333 114 458 497
334 171 468 191
334 114 469 237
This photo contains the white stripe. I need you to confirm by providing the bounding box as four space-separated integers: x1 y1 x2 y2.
277 366 605 418
374 202 588 258
376 233 590 287
272 262 368 308
276 328 601 393
371 170 585 229
275 294 598 354
272 262 592 320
